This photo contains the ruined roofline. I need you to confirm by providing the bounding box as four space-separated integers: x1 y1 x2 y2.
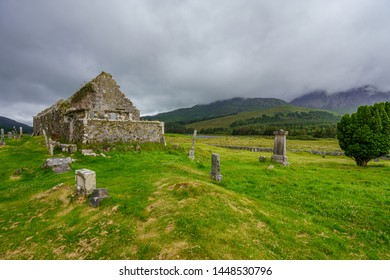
34 99 66 118
66 71 135 106
34 71 139 118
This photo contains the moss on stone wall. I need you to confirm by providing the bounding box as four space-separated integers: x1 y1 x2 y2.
70 82 95 103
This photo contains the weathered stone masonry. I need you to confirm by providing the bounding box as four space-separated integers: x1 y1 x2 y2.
33 72 165 144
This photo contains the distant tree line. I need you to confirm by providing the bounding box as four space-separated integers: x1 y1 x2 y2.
164 111 341 138
230 111 340 127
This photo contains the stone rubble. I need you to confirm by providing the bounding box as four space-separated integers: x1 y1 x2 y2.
44 157 72 173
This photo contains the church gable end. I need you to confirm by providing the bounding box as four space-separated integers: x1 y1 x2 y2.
33 72 164 144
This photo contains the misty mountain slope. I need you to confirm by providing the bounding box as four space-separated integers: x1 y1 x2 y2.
143 97 288 124
290 85 390 113
0 116 33 133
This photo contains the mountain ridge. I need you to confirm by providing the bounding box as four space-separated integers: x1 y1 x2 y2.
0 116 33 133
143 97 288 124
290 85 390 113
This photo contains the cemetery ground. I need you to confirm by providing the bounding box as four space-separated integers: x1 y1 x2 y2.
0 134 389 260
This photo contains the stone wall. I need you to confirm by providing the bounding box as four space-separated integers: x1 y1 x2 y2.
209 144 345 156
33 100 67 140
83 120 165 144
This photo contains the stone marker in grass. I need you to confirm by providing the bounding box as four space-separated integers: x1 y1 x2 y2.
75 168 96 195
188 129 197 160
271 129 289 166
0 129 4 145
210 153 223 182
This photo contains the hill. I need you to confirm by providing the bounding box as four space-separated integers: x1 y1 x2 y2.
0 116 33 133
143 97 288 124
186 105 340 138
290 85 390 113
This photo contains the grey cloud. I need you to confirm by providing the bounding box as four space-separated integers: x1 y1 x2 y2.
1 0 390 125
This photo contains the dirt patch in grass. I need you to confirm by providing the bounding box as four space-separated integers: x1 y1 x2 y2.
159 241 191 259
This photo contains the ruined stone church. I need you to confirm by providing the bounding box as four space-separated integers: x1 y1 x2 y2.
33 72 164 144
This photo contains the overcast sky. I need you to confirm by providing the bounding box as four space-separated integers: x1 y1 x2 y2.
1 0 390 125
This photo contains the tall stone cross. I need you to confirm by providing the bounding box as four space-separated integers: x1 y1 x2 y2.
271 129 289 166
188 129 197 160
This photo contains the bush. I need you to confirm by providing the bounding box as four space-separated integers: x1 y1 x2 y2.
337 102 390 166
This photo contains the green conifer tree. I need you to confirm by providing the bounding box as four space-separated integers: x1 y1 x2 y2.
337 102 390 166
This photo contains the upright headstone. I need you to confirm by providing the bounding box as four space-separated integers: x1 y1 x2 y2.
19 127 23 138
271 129 288 166
42 129 48 147
188 130 197 160
76 169 96 195
48 142 54 155
210 153 223 182
0 129 4 145
8 132 12 139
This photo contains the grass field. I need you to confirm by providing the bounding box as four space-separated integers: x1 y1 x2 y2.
0 134 389 259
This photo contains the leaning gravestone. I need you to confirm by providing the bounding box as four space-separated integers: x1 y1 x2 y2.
271 129 289 166
42 129 49 147
89 188 110 208
210 153 223 182
75 168 96 195
44 157 72 173
48 141 54 156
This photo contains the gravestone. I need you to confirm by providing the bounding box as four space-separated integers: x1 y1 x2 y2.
89 188 110 207
44 157 72 173
0 129 4 145
76 168 96 195
210 153 223 182
48 141 54 155
188 130 197 160
8 132 13 139
19 127 23 138
271 129 288 166
42 129 48 146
